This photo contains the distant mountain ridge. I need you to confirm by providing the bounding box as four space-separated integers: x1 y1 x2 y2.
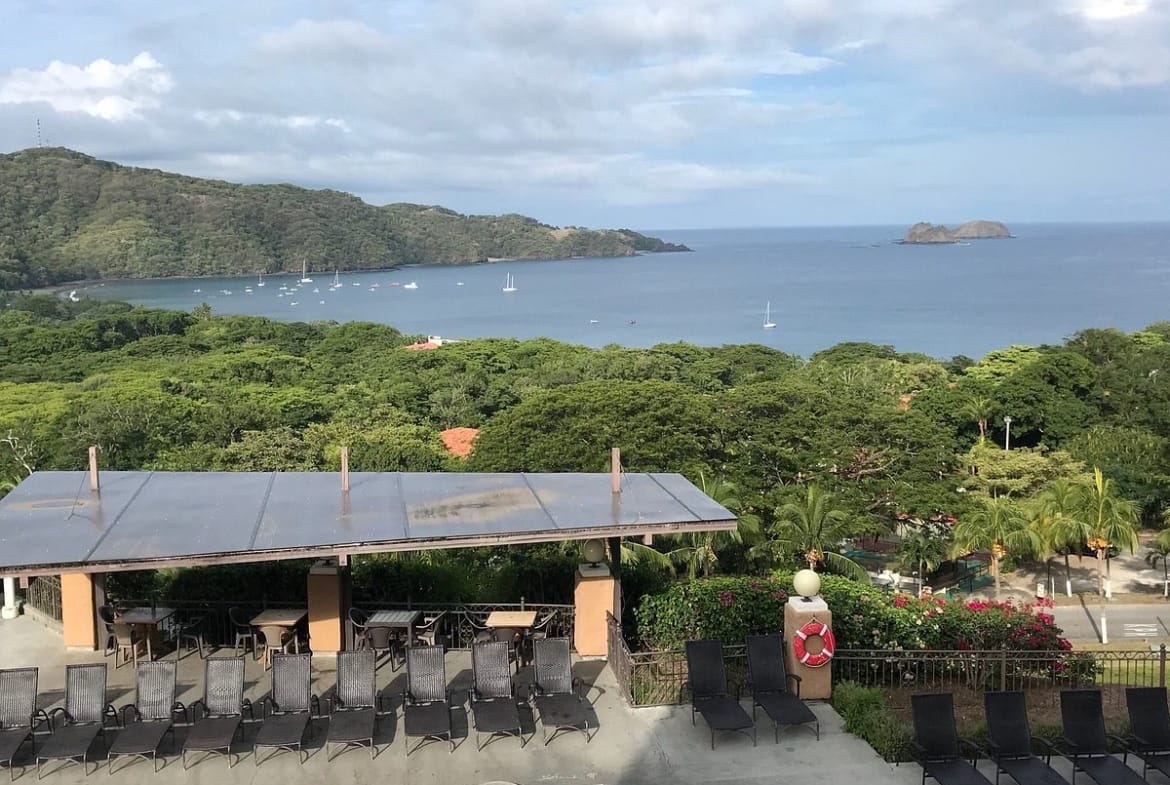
0 147 690 290
902 220 1011 244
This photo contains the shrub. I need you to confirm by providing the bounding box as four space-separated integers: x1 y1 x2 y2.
635 575 789 649
831 681 912 762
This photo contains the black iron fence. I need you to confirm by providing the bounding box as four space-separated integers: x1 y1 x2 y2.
25 575 61 623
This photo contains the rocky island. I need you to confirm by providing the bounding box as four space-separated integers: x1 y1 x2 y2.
902 220 1011 244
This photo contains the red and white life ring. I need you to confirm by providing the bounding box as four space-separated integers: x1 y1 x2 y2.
792 619 836 668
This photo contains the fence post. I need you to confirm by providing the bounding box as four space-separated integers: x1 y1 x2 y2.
1000 650 1007 692
1161 644 1166 688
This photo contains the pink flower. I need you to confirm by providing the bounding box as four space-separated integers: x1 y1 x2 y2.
719 591 735 607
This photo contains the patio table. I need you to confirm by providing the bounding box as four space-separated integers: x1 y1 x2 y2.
116 607 176 660
485 611 537 630
250 609 308 664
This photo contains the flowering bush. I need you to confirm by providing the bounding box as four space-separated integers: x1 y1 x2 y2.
635 576 789 649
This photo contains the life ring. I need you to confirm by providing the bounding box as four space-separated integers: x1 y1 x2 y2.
792 619 835 668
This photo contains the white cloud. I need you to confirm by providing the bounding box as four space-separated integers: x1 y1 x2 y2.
0 52 172 121
1076 0 1151 20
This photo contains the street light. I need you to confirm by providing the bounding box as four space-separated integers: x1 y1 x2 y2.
1003 416 1013 450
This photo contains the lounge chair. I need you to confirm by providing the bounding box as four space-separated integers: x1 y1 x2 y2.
325 650 381 761
684 639 755 750
909 693 992 785
402 645 453 755
745 634 819 743
982 691 1067 785
254 653 318 766
530 637 590 745
469 641 524 750
1059 689 1144 785
0 668 39 781
181 657 253 769
1125 686 1170 780
36 663 115 778
107 660 180 774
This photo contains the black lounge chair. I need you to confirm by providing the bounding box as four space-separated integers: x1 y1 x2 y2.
1125 686 1170 779
983 691 1067 785
254 653 318 766
745 634 818 743
909 693 992 785
181 657 252 769
684 639 755 750
1059 689 1144 785
0 668 39 781
107 660 180 774
469 641 524 750
325 650 381 761
36 663 115 778
402 645 453 755
530 637 590 745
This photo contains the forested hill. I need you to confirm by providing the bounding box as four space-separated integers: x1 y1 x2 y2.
0 147 690 289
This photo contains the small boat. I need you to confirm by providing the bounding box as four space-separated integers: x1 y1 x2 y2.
456 281 465 286
502 273 517 292
589 319 599 324
244 287 253 294
289 301 299 306
299 259 313 284
388 281 400 287
628 319 637 325
193 288 202 293
257 272 265 287
352 282 361 287
221 289 232 295
330 271 341 290
403 281 418 289
312 287 320 293
764 301 776 329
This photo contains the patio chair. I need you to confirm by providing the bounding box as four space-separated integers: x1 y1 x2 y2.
530 637 590 745
982 691 1067 785
491 627 523 674
745 634 819 743
97 606 118 657
413 611 448 649
181 656 253 769
909 693 991 785
36 663 115 778
1059 689 1144 785
684 639 755 750
257 625 297 668
170 610 209 660
1125 686 1170 779
469 641 524 750
0 668 39 782
325 650 381 761
402 645 454 755
112 621 140 668
254 653 318 766
228 607 257 658
107 660 180 774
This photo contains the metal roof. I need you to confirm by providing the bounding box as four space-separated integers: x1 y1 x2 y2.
0 471 737 576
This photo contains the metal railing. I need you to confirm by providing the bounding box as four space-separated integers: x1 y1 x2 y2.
25 575 62 623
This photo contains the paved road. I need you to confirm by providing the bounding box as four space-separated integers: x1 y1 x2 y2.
1052 601 1170 644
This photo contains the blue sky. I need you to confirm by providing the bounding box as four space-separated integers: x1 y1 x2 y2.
1 0 1168 229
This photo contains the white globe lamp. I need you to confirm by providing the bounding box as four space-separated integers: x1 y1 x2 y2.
582 538 606 566
793 569 821 600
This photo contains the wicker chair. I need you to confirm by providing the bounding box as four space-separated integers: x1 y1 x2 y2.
36 663 115 777
107 660 180 774
181 657 253 769
470 641 524 750
257 625 297 669
402 646 453 755
0 668 39 781
530 638 591 745
326 650 381 761
254 653 318 766
97 605 118 658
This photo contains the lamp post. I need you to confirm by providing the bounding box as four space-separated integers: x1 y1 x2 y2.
1003 416 1013 450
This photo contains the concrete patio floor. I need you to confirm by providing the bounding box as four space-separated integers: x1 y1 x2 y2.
0 614 923 785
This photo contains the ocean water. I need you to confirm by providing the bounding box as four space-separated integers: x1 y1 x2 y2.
82 223 1170 359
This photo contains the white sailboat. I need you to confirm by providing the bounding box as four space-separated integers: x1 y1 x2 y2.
502 273 517 292
763 301 776 329
331 270 341 289
299 259 313 284
257 272 265 287
403 281 418 289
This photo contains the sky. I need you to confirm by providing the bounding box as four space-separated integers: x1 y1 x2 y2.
0 0 1168 230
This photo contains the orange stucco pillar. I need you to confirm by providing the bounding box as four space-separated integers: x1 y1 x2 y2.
784 595 833 700
308 559 347 655
574 564 618 657
61 572 100 650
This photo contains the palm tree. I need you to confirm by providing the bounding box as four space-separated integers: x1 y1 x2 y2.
951 496 1043 599
756 485 868 582
1034 478 1091 598
1076 467 1139 599
958 395 996 444
663 473 761 578
897 528 950 597
1145 527 1170 599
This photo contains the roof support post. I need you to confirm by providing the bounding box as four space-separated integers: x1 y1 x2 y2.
340 446 350 492
88 445 100 492
61 572 102 650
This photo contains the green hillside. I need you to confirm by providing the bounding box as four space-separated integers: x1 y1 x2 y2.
0 147 689 289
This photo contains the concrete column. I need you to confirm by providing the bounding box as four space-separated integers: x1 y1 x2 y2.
573 564 618 657
2 577 18 619
61 572 99 650
307 559 346 655
784 595 833 700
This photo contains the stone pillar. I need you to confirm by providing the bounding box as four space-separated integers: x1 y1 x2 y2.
784 595 833 700
307 559 346 655
2 577 18 619
573 564 618 657
61 572 100 650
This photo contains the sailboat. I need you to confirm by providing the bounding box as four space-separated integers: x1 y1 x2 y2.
331 270 341 289
257 272 265 288
502 273 517 293
299 259 313 284
763 301 777 329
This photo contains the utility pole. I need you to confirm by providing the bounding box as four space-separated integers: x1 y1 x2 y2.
1003 416 1013 450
